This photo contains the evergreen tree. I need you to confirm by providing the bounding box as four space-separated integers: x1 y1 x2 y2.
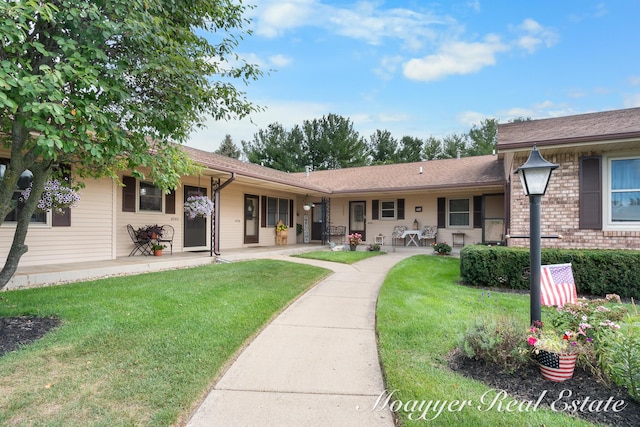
215 135 241 159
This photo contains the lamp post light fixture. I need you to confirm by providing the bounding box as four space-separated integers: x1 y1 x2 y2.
514 145 559 325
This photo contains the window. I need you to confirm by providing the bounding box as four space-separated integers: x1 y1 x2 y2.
380 200 396 219
266 197 290 227
0 159 46 224
449 198 470 227
139 181 163 212
609 157 640 223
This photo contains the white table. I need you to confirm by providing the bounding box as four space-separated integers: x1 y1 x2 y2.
401 230 421 247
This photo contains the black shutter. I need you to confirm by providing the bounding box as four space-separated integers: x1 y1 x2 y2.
397 198 405 220
579 156 602 229
437 197 446 228
372 200 379 220
261 195 267 227
165 189 176 214
473 196 482 229
289 199 294 227
122 176 136 212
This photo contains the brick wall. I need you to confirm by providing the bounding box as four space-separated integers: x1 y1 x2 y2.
509 152 640 249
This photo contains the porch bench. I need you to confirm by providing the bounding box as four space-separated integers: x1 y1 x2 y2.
328 225 346 244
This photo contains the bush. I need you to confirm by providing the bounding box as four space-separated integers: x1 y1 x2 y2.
599 304 640 401
459 315 532 374
460 245 640 298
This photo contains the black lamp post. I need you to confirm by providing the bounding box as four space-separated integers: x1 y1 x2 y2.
514 145 559 325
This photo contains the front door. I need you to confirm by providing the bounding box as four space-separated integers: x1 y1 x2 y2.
349 201 366 241
311 202 324 241
244 194 259 244
184 185 207 248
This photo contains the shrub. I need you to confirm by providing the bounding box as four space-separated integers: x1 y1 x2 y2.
460 246 640 298
459 314 532 373
599 303 640 401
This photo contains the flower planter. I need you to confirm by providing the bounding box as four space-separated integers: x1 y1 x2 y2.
154 249 163 256
349 244 357 251
537 350 577 382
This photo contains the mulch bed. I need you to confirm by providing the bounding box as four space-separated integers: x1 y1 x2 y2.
448 348 640 426
0 316 60 357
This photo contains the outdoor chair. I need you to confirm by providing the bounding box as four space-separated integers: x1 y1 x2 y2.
157 224 174 254
127 224 151 256
391 225 407 246
419 225 437 247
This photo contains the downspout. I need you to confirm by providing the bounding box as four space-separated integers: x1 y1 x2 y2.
210 173 236 256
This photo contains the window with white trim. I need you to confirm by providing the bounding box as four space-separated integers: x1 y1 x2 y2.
380 200 396 219
266 196 290 227
448 198 470 227
609 157 640 224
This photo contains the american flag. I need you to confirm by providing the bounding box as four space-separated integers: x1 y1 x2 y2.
540 263 577 307
537 350 577 382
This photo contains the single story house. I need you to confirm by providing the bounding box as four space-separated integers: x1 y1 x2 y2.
1 107 639 268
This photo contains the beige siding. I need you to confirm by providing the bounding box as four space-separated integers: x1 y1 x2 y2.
0 178 115 267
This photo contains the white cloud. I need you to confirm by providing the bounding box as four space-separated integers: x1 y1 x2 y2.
628 76 640 87
269 54 293 67
623 93 640 108
402 35 507 82
373 55 404 80
513 18 558 53
457 111 487 128
186 99 332 151
251 0 445 50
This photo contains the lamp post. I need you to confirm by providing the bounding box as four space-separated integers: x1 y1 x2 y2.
514 145 558 325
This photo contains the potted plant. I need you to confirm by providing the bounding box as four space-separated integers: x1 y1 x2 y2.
152 244 166 256
184 194 214 219
20 178 81 214
347 233 362 251
526 294 627 382
146 224 164 239
431 241 452 255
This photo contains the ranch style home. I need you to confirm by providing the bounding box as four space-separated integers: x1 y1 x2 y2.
1 107 640 269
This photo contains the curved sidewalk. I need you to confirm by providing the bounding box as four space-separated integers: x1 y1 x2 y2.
186 252 414 427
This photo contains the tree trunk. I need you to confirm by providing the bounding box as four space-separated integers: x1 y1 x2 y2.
0 164 50 290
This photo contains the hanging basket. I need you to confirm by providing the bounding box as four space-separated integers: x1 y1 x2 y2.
537 350 577 382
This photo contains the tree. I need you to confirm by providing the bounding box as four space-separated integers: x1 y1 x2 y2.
467 118 498 156
423 136 443 160
368 129 398 164
441 134 468 159
242 123 305 172
303 114 368 170
215 135 242 159
0 0 261 288
397 135 424 163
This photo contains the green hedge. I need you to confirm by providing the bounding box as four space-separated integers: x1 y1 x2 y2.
459 245 640 299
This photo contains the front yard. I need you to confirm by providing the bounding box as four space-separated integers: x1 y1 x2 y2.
0 260 330 426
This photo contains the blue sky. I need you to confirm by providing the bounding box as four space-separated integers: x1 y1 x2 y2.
186 0 640 151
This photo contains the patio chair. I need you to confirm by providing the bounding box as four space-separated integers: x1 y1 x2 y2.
127 224 151 256
419 225 437 247
157 224 174 254
391 225 407 246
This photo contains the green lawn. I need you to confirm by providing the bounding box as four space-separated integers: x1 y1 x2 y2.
376 255 595 426
0 260 330 426
292 249 385 264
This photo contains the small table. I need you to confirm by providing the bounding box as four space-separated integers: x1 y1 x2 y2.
401 230 421 247
452 232 466 247
375 235 385 245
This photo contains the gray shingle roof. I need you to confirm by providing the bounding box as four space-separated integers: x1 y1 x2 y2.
497 107 640 149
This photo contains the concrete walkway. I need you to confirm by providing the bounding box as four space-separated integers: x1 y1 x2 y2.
186 252 415 427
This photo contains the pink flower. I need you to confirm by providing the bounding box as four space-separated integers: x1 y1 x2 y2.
528 337 537 346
